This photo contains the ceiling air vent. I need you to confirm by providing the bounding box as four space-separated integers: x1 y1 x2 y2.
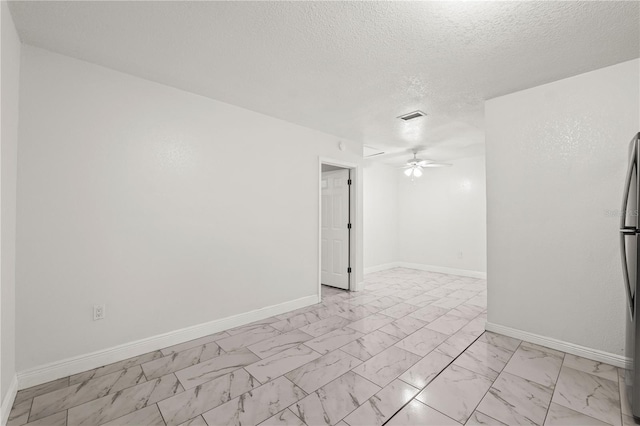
398 110 427 121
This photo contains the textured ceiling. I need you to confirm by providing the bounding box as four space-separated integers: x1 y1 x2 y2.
8 1 640 164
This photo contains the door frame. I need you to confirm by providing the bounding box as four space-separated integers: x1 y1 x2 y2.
318 157 361 300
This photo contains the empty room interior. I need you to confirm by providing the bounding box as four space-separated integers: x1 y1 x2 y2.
1 2 640 426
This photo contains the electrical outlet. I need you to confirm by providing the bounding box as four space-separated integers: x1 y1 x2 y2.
93 304 105 321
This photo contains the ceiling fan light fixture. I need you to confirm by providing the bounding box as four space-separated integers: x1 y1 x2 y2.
402 150 451 179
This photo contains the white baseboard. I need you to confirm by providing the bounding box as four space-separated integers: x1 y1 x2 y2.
17 294 319 390
352 281 365 292
1 374 18 426
397 262 487 279
364 262 400 275
485 322 629 369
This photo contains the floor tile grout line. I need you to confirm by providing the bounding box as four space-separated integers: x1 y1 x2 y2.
272 308 340 333
270 341 410 424
155 403 168 426
540 351 566 426
243 345 325 388
340 365 426 426
554 364 620 387
142 373 187 411
459 339 524 425
413 398 463 426
349 363 399 390
13 376 72 403
193 374 307 423
99 341 224 389
161 367 263 426
337 329 402 362
547 401 618 426
547 360 622 426
94 403 162 426
255 340 421 400
202 414 211 426
25 394 36 424
390 309 481 358
467 409 504 426
619 368 625 426
154 345 258 385
379 331 486 426
217 324 283 349
17 374 105 418
244 367 263 386
26 364 158 422
65 350 164 385
286 367 382 426
503 343 603 425
472 340 589 425
160 333 230 357
450 342 504 382
68 372 184 424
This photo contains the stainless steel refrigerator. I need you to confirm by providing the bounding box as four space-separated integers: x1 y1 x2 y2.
621 132 640 421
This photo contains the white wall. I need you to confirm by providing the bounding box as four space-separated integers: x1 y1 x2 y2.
1 0 21 407
363 162 398 271
486 59 640 357
397 156 487 275
363 156 487 277
16 46 363 372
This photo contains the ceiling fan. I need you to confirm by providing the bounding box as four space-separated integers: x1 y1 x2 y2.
403 151 451 178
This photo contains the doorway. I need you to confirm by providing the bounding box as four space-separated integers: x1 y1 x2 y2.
321 165 351 290
318 157 361 300
319 159 358 295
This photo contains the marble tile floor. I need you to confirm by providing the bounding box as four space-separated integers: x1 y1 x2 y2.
7 268 633 426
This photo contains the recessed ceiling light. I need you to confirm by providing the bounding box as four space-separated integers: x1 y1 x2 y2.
397 110 427 121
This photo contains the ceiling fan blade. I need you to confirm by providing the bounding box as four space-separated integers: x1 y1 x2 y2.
421 163 452 167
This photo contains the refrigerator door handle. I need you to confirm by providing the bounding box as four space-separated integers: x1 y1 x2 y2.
620 232 635 318
621 136 638 230
620 134 639 319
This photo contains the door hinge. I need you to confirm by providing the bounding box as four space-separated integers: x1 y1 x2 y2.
347 179 352 185
347 223 352 229
348 267 352 273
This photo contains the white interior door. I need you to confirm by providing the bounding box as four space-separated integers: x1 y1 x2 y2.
321 168 350 290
